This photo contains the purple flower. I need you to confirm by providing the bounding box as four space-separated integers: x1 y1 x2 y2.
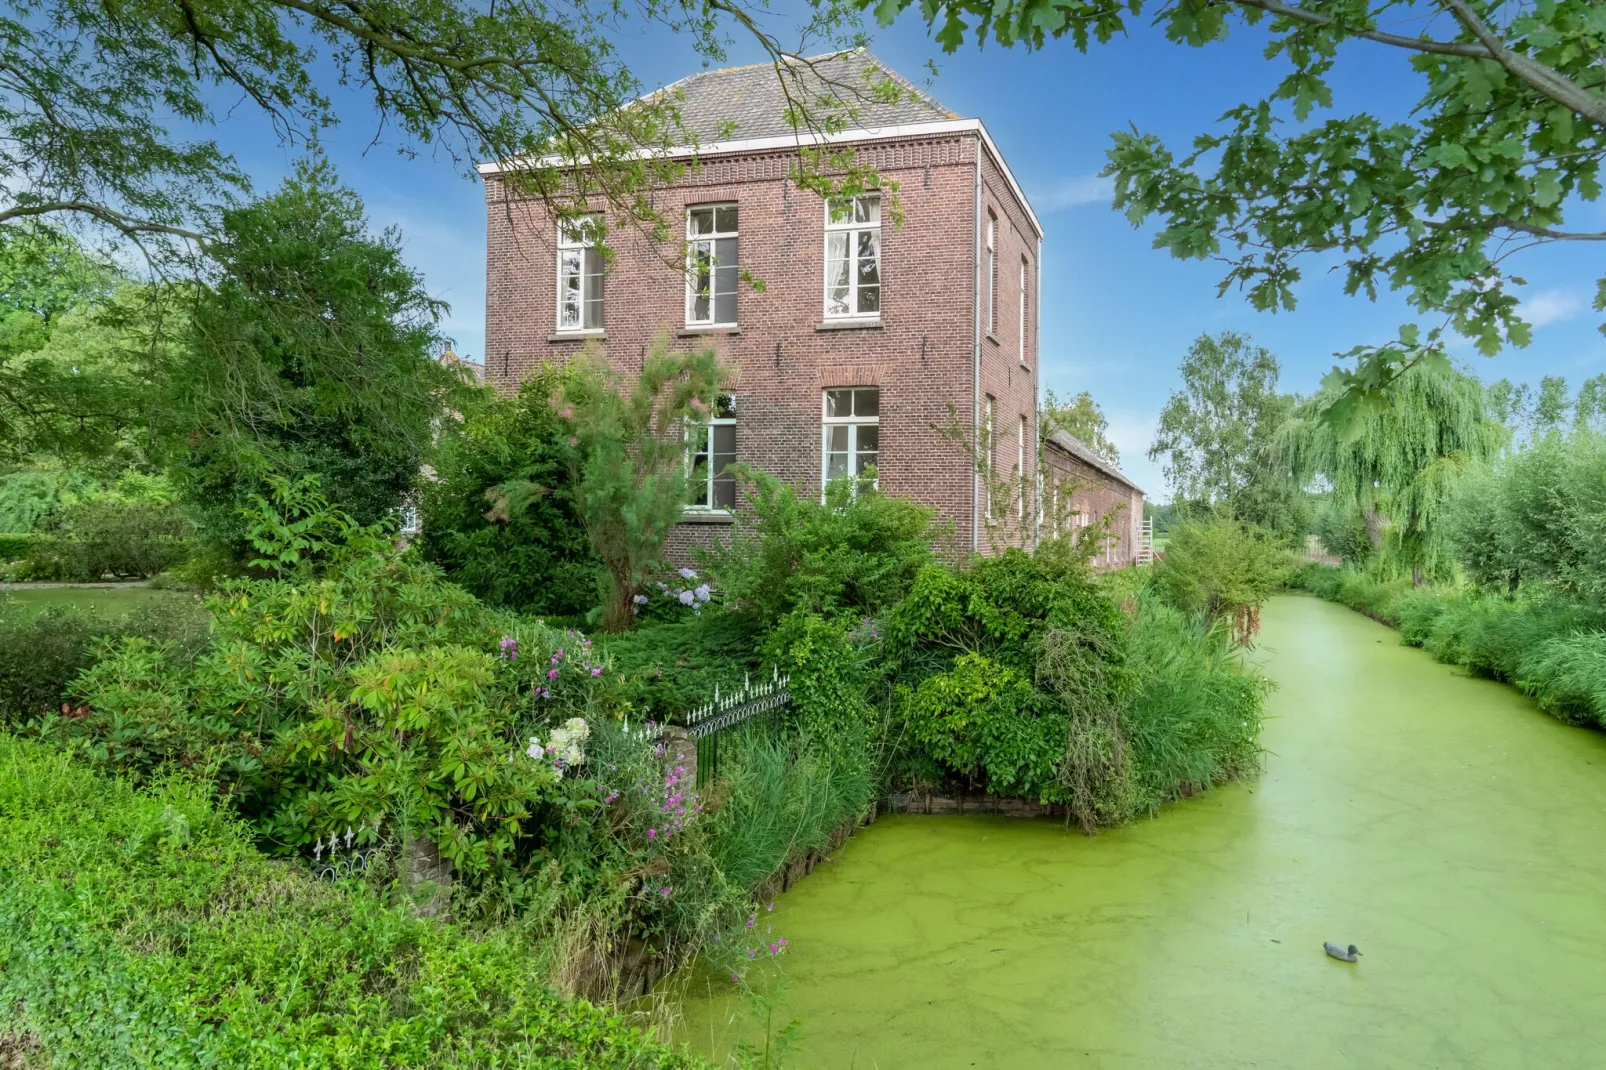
747 948 756 959
633 594 648 605
694 584 711 603
768 943 778 954
547 668 558 680
731 972 741 982
677 589 695 606
499 635 518 661
661 886 673 899
647 828 657 840
778 938 788 948
590 667 602 677
678 567 696 580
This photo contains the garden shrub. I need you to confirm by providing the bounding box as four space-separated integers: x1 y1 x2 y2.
699 468 944 630
0 599 209 725
56 498 191 579
418 372 598 617
0 735 706 1068
1152 516 1291 644
599 607 765 722
883 551 1138 827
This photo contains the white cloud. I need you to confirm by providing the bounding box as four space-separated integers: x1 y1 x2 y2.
1039 173 1113 212
1523 288 1587 329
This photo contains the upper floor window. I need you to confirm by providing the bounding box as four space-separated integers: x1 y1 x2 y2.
557 215 603 332
985 212 997 336
687 205 738 326
687 393 737 510
824 195 881 319
1019 257 1029 365
822 387 879 491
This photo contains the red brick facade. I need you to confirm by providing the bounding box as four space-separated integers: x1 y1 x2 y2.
1042 435 1145 570
482 119 1043 557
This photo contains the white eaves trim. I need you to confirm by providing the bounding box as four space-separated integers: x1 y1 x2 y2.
477 117 1043 239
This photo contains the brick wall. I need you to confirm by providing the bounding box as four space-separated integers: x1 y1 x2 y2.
484 130 1041 558
1042 444 1143 570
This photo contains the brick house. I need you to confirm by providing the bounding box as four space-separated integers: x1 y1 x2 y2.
481 49 1137 558
1042 431 1146 569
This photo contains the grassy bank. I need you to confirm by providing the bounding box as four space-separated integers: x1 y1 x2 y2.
0 735 705 1069
1288 564 1606 728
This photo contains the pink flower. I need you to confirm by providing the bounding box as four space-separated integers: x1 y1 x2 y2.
590 667 602 677
647 828 657 840
547 669 558 679
732 971 741 983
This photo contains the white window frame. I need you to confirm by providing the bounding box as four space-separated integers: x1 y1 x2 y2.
1019 256 1029 366
685 394 737 512
1017 414 1027 518
985 212 997 336
823 195 882 319
685 204 739 327
556 215 603 333
821 388 880 496
983 395 996 520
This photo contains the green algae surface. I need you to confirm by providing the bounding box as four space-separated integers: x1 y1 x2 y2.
674 595 1606 1068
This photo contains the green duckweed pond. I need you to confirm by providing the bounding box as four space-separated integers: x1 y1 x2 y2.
673 595 1606 1068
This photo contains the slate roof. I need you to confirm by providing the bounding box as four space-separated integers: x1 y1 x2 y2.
1046 430 1144 496
650 48 959 143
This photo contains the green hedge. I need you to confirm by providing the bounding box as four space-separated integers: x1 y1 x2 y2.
1288 565 1606 729
0 736 706 1069
0 533 41 562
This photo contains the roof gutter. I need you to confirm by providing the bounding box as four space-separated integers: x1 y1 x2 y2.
479 118 1043 240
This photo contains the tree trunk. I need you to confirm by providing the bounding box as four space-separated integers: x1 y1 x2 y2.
1362 508 1385 551
401 834 452 919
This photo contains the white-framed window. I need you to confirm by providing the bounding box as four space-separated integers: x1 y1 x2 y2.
822 387 880 492
557 215 604 331
1017 415 1027 518
824 195 881 318
985 212 997 336
983 395 996 520
1019 257 1029 365
686 394 737 510
686 205 738 326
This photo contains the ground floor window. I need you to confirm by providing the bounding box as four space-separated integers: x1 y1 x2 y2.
687 395 737 510
822 387 879 491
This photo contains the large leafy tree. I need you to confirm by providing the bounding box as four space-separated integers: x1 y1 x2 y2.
1277 359 1504 581
866 0 1606 398
170 158 462 543
1148 330 1306 538
1041 388 1120 465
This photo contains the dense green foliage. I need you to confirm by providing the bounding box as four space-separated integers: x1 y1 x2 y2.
1279 360 1503 581
0 598 208 724
172 160 460 548
867 0 1606 398
419 371 598 617
1444 428 1606 600
1148 331 1307 541
0 735 706 1068
1152 517 1292 644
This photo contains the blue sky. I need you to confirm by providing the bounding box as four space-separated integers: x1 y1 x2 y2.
219 6 1604 499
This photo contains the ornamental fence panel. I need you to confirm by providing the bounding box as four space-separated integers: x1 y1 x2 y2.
626 669 793 788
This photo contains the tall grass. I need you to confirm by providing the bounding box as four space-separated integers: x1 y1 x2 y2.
706 724 876 892
1123 592 1270 814
1517 633 1606 727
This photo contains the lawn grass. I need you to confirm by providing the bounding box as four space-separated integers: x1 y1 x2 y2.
0 585 195 617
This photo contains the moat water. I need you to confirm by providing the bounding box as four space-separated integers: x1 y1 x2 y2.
674 595 1606 1068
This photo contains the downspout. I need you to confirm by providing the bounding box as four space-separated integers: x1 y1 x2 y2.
1033 233 1043 551
972 139 983 554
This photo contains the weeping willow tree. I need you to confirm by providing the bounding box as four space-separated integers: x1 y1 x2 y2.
1278 362 1504 584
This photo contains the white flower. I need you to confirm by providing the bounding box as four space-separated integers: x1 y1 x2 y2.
526 737 545 760
564 717 590 741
